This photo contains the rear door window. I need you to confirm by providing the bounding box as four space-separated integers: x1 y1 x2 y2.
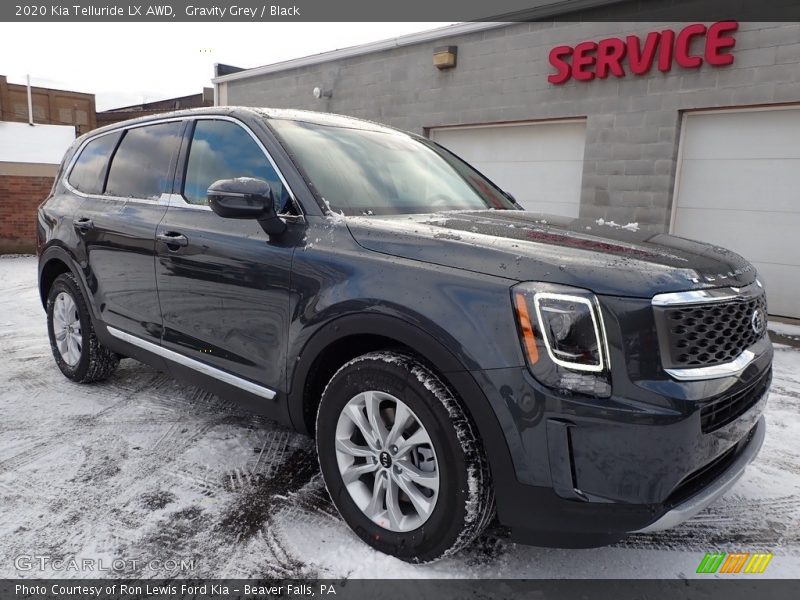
105 121 182 199
182 119 291 211
67 132 121 194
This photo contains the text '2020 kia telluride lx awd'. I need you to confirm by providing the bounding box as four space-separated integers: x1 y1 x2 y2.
37 107 771 562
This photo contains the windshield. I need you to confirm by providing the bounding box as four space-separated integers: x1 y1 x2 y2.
269 119 517 216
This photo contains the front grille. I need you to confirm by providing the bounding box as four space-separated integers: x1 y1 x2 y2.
656 294 767 368
700 368 771 433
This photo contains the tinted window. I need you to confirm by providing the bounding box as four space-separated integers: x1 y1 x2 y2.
105 122 182 199
67 132 121 194
269 119 515 216
183 119 290 210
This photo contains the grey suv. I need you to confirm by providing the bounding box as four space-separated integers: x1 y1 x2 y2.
37 107 771 562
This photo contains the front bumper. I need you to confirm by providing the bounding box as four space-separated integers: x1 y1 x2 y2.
635 415 765 533
468 337 772 547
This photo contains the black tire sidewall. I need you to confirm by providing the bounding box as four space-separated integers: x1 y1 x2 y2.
46 274 92 382
316 354 473 563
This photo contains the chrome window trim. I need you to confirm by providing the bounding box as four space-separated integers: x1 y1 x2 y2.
107 326 277 400
62 114 302 218
63 118 185 203
651 280 764 307
159 193 212 211
664 349 756 381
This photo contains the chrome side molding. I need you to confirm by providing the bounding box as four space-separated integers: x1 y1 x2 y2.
107 327 277 400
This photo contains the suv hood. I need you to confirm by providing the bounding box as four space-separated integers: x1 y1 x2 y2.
346 211 755 298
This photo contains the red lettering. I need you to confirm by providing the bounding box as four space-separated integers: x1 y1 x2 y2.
546 21 737 84
627 32 660 75
596 37 626 78
675 23 706 68
705 21 738 66
547 45 573 84
658 29 675 72
572 41 597 81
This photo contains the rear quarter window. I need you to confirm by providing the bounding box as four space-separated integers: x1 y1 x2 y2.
105 121 183 199
67 132 121 195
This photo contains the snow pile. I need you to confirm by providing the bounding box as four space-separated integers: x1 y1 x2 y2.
322 198 346 221
595 218 640 232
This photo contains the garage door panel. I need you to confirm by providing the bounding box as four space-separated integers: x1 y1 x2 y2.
682 110 800 160
433 122 586 163
431 120 586 217
673 208 800 266
518 201 580 218
678 159 800 212
469 161 581 215
674 108 800 318
750 262 800 318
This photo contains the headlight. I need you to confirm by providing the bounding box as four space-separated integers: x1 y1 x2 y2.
512 283 611 397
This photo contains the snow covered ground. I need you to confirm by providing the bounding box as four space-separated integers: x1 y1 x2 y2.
0 255 798 579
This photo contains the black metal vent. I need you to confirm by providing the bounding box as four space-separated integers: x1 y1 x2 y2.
667 421 760 507
701 368 771 433
667 444 738 507
657 295 767 368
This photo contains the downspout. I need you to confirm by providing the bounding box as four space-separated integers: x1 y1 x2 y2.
26 74 34 125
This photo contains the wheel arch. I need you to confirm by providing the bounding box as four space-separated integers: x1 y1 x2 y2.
38 246 83 309
287 313 516 494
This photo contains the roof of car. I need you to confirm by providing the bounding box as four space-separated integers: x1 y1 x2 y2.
80 106 404 144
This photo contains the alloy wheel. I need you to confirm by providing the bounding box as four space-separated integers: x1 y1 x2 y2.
334 390 440 532
52 291 82 366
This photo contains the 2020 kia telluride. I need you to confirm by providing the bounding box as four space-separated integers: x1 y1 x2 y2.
37 107 771 562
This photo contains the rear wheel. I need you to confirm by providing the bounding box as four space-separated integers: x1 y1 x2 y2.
46 272 119 383
316 351 494 563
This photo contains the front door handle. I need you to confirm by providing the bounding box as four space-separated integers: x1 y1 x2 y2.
73 217 94 231
157 231 189 249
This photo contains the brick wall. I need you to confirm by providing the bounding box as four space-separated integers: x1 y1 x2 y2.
0 171 54 253
222 16 800 231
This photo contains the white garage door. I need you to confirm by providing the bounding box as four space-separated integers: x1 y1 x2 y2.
673 107 800 318
430 120 587 217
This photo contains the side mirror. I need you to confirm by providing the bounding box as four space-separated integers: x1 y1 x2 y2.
207 178 286 235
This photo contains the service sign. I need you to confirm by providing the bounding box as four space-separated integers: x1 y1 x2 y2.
547 21 738 84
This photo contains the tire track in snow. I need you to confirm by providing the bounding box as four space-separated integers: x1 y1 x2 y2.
618 496 800 553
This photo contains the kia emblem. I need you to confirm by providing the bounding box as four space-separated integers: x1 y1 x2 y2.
751 308 766 335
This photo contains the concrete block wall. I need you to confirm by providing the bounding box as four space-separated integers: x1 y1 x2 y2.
223 19 800 231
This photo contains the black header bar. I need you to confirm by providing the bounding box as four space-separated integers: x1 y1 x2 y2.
2 0 800 22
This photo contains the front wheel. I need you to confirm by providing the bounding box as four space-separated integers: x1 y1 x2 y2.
46 272 119 383
316 351 494 563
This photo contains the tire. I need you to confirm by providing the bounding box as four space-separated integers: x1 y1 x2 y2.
316 351 494 563
46 272 119 383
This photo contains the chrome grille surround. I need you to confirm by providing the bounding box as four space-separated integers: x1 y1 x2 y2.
652 280 768 380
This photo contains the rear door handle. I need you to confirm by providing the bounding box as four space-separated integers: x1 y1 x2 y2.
73 217 94 231
157 231 189 249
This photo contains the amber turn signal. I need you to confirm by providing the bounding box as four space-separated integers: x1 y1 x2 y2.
514 291 539 365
